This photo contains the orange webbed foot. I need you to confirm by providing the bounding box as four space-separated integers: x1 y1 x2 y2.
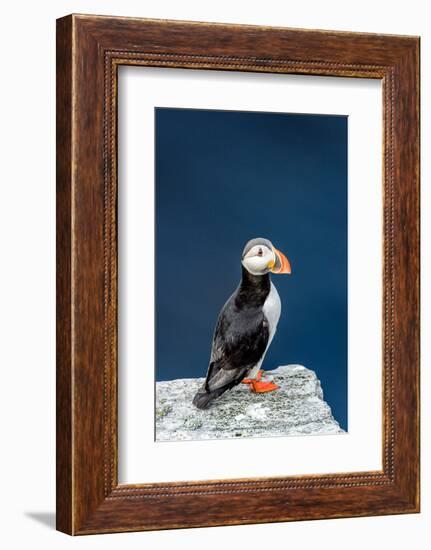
250 380 280 393
242 370 264 384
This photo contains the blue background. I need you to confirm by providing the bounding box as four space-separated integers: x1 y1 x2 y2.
155 108 348 430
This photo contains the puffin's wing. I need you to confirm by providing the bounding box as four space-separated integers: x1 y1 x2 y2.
193 298 270 409
205 309 270 391
203 362 246 392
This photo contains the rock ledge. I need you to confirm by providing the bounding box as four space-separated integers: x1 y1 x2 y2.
156 364 344 441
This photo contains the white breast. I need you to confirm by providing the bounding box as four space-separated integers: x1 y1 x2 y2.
247 282 282 378
263 281 281 348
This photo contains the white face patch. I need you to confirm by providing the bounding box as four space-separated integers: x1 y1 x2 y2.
242 244 275 275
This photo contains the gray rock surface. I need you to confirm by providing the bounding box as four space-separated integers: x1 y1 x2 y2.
156 365 345 441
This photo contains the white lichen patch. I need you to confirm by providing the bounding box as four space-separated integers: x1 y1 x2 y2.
155 365 345 441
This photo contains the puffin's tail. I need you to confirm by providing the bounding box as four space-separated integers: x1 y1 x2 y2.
192 390 214 410
193 363 248 409
192 385 229 410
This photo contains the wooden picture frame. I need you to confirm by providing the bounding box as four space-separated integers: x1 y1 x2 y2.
56 14 420 535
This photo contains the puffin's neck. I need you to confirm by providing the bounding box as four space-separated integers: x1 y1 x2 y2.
236 266 271 308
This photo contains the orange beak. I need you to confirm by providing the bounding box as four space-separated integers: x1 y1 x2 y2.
271 247 291 274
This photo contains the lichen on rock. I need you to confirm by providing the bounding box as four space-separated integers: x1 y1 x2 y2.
155 364 345 441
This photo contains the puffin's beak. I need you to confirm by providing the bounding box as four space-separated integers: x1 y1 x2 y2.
270 247 291 274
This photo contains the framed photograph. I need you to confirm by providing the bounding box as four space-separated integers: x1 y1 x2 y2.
56 14 420 535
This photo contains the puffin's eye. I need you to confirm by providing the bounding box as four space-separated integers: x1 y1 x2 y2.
257 248 263 257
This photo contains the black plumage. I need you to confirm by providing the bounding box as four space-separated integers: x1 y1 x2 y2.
192 267 271 409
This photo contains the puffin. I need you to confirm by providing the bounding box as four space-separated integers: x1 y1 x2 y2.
192 237 291 410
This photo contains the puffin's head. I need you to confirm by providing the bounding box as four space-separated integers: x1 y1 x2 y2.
241 238 291 276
